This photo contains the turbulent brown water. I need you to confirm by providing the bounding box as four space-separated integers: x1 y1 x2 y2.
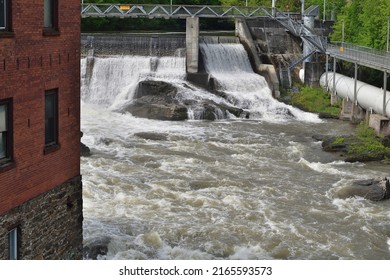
80 39 390 260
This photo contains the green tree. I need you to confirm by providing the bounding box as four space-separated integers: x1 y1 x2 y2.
330 0 390 50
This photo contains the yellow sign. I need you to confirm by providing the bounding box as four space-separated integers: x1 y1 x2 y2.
120 5 131 11
340 46 344 52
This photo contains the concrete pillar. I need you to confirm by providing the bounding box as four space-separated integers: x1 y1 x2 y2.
325 53 329 89
186 17 199 74
304 61 324 87
351 63 360 122
331 57 338 105
384 71 388 116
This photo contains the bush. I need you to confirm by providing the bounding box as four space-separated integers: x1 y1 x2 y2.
349 122 390 155
291 86 340 116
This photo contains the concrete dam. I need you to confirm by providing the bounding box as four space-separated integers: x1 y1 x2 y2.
80 32 313 122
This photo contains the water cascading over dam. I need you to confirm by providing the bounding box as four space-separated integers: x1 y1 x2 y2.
81 35 318 122
80 35 390 260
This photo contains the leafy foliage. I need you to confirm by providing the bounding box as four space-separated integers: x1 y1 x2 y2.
291 86 340 116
348 122 390 155
330 0 390 50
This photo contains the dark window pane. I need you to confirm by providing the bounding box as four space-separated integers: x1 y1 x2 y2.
45 94 55 118
0 104 6 131
44 0 52 28
45 91 57 145
0 132 6 159
0 0 6 30
0 104 7 159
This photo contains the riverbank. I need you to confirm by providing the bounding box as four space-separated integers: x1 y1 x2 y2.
280 85 390 163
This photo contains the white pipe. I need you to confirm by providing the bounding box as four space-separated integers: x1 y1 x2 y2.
299 68 305 83
320 72 390 118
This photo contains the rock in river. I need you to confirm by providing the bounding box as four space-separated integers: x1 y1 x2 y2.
335 178 390 201
124 80 188 121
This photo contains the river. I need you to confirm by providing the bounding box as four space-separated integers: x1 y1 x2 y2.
80 38 390 260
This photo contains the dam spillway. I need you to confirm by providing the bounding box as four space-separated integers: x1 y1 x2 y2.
80 34 390 260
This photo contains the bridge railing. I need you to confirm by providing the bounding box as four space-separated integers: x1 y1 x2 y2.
81 4 272 18
327 42 390 71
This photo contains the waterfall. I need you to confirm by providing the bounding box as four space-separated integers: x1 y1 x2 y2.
81 55 186 108
81 35 320 123
200 42 268 92
199 41 320 122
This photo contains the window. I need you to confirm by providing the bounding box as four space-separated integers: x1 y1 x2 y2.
0 0 10 32
0 99 12 165
8 227 19 260
45 89 58 147
43 0 58 33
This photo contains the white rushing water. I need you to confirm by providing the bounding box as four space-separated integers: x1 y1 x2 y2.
81 41 390 260
199 42 320 122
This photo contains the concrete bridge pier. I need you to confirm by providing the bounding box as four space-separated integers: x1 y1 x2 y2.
186 17 199 74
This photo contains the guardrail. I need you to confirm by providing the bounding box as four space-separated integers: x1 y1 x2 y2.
327 42 390 71
81 4 272 19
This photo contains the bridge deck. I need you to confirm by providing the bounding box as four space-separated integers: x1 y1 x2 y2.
81 4 272 19
81 3 390 73
327 43 390 72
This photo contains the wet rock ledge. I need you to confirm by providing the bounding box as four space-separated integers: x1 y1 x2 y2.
335 178 390 201
122 80 245 121
313 134 390 163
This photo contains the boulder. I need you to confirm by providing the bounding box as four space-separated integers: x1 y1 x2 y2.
320 135 350 153
80 142 91 157
196 101 244 120
318 112 339 119
335 178 390 201
124 80 247 121
80 131 91 157
345 152 385 163
318 135 390 162
83 237 110 260
124 80 188 121
134 132 169 141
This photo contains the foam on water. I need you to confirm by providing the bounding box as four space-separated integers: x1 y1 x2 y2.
81 39 390 260
82 40 321 123
200 42 322 123
388 239 390 251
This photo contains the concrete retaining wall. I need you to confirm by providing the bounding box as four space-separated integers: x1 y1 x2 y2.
235 19 280 97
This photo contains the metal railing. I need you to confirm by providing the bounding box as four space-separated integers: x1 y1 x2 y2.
81 4 271 19
327 42 390 71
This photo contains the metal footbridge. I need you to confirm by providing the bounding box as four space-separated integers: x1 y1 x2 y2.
81 4 327 52
81 3 390 72
81 3 390 119
327 42 390 72
81 4 274 19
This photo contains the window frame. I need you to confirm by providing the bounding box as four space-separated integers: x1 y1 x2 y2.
44 89 59 153
43 0 59 35
0 98 13 168
0 0 12 34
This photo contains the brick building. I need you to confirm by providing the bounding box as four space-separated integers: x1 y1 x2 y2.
0 0 82 259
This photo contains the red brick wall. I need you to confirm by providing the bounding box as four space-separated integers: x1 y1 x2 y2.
0 0 81 215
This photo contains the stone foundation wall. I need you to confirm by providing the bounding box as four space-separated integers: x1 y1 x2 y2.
0 176 83 260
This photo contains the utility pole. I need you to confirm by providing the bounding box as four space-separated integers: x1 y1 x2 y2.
323 0 326 21
272 0 277 17
387 17 389 52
